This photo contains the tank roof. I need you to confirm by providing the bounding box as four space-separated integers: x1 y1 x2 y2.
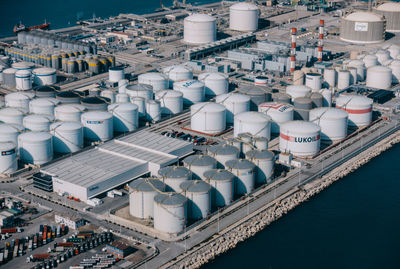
198 72 228 81
34 85 59 93
336 94 373 106
50 121 82 131
158 166 191 178
6 92 35 100
0 107 25 116
55 104 86 113
126 84 153 91
191 102 226 112
183 154 217 167
344 11 383 22
235 111 272 123
155 90 183 98
208 144 239 155
180 180 211 193
367 65 392 73
81 111 112 120
226 159 255 170
24 114 54 123
30 98 59 106
18 131 52 142
139 72 167 80
185 13 216 22
230 2 259 11
203 169 235 181
216 93 250 103
375 2 400 12
33 67 56 75
0 123 24 133
246 149 274 160
56 91 80 98
129 177 165 192
0 141 16 151
310 107 348 120
280 120 321 133
81 96 110 104
154 193 187 206
174 80 204 88
108 103 138 112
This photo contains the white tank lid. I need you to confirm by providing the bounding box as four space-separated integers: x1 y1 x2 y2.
24 114 55 123
0 123 24 134
155 90 183 98
82 111 112 120
225 159 255 170
208 144 239 155
216 93 250 103
18 131 52 142
15 70 31 76
129 177 165 192
163 65 192 74
259 102 294 112
158 166 191 179
375 2 400 12
191 102 225 112
154 193 187 206
33 67 56 75
3 68 17 74
246 149 274 160
55 104 86 113
180 180 211 193
336 95 373 106
203 169 235 181
0 141 16 151
230 2 259 11
185 13 216 22
235 111 272 123
139 72 168 80
198 72 228 81
30 98 59 106
0 107 26 116
367 65 392 73
184 155 217 167
108 103 138 112
344 12 383 22
310 107 348 119
175 80 205 88
6 92 35 101
280 120 321 134
50 121 82 131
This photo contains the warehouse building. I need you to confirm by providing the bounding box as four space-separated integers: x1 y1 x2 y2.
39 130 192 203
105 241 134 258
54 213 85 230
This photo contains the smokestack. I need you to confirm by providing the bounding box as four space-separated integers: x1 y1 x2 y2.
290 27 297 73
318 19 324 62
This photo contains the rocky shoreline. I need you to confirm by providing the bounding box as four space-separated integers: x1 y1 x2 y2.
167 131 400 269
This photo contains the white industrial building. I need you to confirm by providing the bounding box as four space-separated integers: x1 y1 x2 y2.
41 130 193 203
54 213 85 230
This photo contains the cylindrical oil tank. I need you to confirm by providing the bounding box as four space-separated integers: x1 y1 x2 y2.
2 68 17 87
190 102 226 134
0 108 25 125
118 79 128 94
207 144 239 168
54 104 86 122
50 121 83 153
254 76 268 86
163 65 193 88
225 159 255 196
67 58 76 74
366 66 392 89
56 91 81 104
309 107 348 143
335 95 373 128
323 68 336 88
0 123 24 145
108 67 125 83
279 121 321 157
390 60 400 83
5 92 35 111
285 85 312 101
340 12 385 44
51 54 60 70
198 72 229 97
348 60 366 81
293 70 304 86
253 136 268 150
229 2 259 32
129 178 166 219
131 97 146 119
320 89 332 107
100 90 116 103
310 92 323 108
89 87 101 97
184 14 216 45
272 92 291 104
15 70 32 91
348 67 357 85
234 111 271 140
87 59 100 74
258 102 294 133
246 149 274 185
29 98 59 116
34 85 58 98
0 142 17 174
374 2 400 32
183 154 217 180
337 70 350 90
305 73 322 92
116 93 129 104
375 50 391 65
363 54 378 68
204 169 234 207
11 62 35 71
126 84 154 101
293 97 312 120
238 85 267 110
18 132 53 165
108 103 138 132
216 93 250 124
181 180 211 220
80 96 110 111
138 72 168 91
174 80 205 105
32 68 57 86
237 132 253 156
158 166 192 192
155 90 183 115
145 100 161 122
23 114 54 132
81 111 113 142
153 193 187 234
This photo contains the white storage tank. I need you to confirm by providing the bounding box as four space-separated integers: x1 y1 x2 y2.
234 111 271 140
129 178 166 219
56 91 81 104
32 68 57 86
125 84 154 101
29 98 59 116
0 123 24 145
154 193 187 234
81 111 113 142
138 72 168 91
252 136 268 150
375 50 391 65
174 80 205 105
23 114 54 132
183 154 217 180
309 107 348 143
229 2 259 32
246 149 274 185
155 90 183 115
15 70 32 91
237 132 254 156
305 73 322 92
50 121 83 153
145 100 161 122
387 44 400 59
0 107 25 125
54 104 86 122
2 68 17 88
184 14 216 45
204 169 234 207
116 93 129 103
108 67 125 83
131 97 146 119
108 103 138 133
335 95 373 128
258 102 294 134
5 92 35 111
158 166 192 192
363 55 378 68
18 132 53 165
225 159 255 196
0 142 17 174
340 12 385 44
285 85 312 101
337 70 350 90
216 93 250 124
390 60 400 83
279 121 321 157
207 144 239 168
198 73 229 97
320 89 333 107
11 62 35 71
118 79 128 93
374 2 400 33
80 96 109 111
163 65 193 88
366 66 392 89
323 68 336 88
347 60 366 82
180 180 211 220
100 90 116 103
191 102 226 134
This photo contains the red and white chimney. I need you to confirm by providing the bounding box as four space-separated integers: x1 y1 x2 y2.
290 27 297 73
318 19 324 62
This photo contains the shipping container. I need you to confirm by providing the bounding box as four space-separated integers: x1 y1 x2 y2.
1 228 17 234
33 253 50 261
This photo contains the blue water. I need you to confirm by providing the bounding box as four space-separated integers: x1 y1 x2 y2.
205 144 400 269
